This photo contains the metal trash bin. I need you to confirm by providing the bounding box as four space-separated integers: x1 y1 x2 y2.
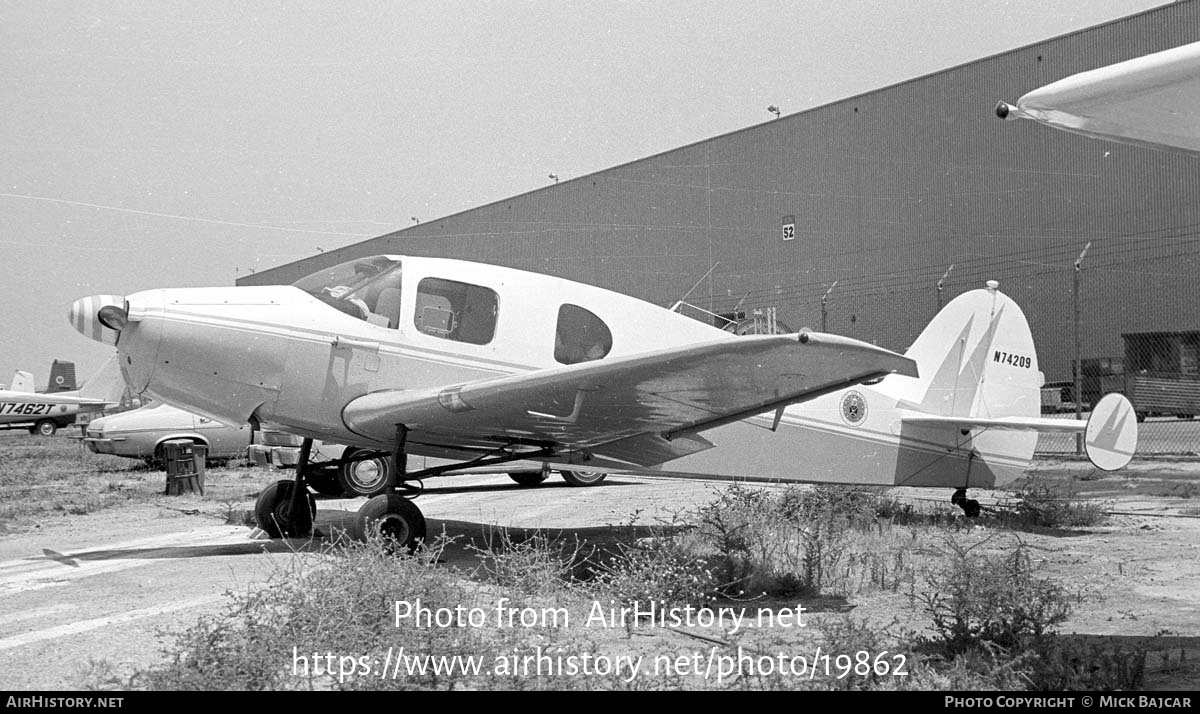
163 439 206 495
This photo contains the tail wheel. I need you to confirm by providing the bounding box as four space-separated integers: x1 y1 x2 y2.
559 469 608 486
33 420 57 437
254 479 316 538
353 495 426 551
509 470 548 486
337 449 392 497
950 488 982 518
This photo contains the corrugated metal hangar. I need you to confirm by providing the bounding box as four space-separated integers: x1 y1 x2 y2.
240 2 1200 384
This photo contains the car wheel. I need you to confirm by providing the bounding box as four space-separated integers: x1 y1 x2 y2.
33 420 57 437
337 448 393 497
559 469 608 486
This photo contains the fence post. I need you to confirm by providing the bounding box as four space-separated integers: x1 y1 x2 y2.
1074 242 1091 455
821 281 837 332
936 263 954 313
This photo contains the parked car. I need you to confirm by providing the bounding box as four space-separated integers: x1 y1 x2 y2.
83 402 251 465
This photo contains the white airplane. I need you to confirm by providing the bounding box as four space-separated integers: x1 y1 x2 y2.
0 359 120 436
996 40 1200 155
68 255 1137 547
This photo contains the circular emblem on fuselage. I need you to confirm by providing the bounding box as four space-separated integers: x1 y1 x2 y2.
840 390 867 426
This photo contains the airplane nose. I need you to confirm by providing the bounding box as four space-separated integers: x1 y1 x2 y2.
69 295 126 345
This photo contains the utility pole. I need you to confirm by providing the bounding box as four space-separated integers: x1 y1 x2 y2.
821 281 837 332
1074 242 1091 455
936 263 954 311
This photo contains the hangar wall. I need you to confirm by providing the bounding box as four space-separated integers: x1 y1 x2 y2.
240 2 1200 383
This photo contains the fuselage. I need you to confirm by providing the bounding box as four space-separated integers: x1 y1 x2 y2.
0 397 84 429
69 255 1041 489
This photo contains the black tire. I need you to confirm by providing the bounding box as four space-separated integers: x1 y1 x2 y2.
33 420 57 437
353 494 426 551
306 469 344 496
559 469 608 486
509 470 548 486
337 449 393 497
254 479 316 538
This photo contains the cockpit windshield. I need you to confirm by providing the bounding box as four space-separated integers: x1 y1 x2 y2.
292 256 404 327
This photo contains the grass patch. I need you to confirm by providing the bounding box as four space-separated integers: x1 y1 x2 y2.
0 432 277 530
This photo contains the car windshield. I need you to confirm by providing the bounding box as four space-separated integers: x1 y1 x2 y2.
292 257 403 325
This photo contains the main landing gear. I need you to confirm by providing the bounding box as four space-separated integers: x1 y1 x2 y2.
951 488 982 518
253 426 555 551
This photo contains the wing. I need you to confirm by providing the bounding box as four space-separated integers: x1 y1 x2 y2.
343 331 918 468
998 40 1200 156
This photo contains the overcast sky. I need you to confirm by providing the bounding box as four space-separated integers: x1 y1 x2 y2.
0 0 1168 385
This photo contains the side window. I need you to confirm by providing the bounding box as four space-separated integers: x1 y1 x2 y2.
555 304 612 365
414 278 498 345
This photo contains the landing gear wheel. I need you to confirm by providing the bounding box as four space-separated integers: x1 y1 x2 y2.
559 469 608 487
509 470 548 486
254 479 316 538
306 469 344 496
32 420 57 437
951 488 982 518
353 494 426 551
337 448 392 497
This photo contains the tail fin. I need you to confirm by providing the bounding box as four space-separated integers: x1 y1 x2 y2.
46 360 77 393
9 370 35 393
876 281 1043 488
879 281 1042 421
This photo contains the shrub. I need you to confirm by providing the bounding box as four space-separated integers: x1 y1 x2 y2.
133 536 567 690
917 537 1074 655
1008 482 1109 528
468 528 586 596
588 535 719 609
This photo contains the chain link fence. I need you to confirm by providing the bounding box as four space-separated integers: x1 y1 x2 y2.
694 242 1200 459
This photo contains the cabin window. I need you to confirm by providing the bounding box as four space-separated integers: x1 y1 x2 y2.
414 278 498 345
555 304 612 365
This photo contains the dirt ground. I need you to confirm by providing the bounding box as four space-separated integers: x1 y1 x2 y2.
0 458 1198 690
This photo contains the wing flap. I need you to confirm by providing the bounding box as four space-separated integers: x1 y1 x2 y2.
344 331 917 466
